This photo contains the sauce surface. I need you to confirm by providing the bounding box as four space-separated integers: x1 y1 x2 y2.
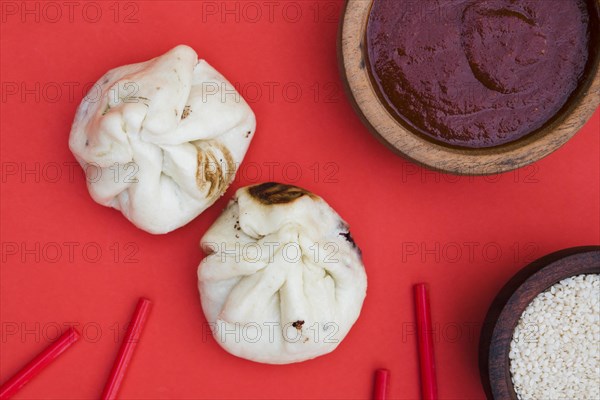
366 0 591 148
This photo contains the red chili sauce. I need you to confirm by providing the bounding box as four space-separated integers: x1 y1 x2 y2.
366 0 591 148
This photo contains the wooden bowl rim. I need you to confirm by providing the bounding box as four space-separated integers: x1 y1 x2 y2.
338 0 600 175
478 246 600 400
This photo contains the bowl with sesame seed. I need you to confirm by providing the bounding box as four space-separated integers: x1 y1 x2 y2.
479 246 600 400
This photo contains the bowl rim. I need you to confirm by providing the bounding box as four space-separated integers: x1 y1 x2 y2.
338 0 600 175
478 246 600 400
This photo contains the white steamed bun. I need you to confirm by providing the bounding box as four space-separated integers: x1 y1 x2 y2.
198 183 367 364
69 45 256 234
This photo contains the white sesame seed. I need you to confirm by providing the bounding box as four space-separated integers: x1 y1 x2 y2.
510 274 600 400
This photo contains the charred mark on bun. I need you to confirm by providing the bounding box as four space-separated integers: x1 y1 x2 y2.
340 231 357 248
248 182 316 205
292 320 305 330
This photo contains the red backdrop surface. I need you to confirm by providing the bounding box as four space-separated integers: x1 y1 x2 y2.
1 1 599 399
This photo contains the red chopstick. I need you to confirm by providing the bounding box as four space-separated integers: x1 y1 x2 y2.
0 327 80 400
101 298 152 400
414 283 438 400
372 368 390 400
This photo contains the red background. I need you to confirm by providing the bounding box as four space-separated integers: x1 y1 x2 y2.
1 1 599 399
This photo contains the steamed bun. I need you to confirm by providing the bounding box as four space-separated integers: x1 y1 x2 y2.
69 45 256 234
198 183 367 364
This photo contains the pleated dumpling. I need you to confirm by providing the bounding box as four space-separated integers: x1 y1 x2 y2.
69 45 256 234
198 183 367 364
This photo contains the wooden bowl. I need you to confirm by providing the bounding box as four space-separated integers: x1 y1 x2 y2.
478 246 600 400
338 0 600 175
